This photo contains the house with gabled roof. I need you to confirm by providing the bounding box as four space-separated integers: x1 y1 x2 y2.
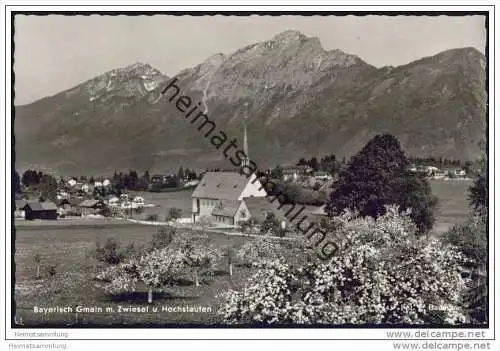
191 172 267 224
242 197 288 225
210 199 249 226
22 201 58 220
78 199 105 215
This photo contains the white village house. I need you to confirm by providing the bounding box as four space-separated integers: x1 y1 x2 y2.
191 172 267 225
191 115 289 227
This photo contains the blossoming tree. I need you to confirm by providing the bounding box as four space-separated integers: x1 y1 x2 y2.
173 235 223 287
218 207 468 324
97 247 185 303
234 237 282 267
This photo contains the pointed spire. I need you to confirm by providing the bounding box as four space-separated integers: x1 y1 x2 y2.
240 115 250 175
243 115 249 161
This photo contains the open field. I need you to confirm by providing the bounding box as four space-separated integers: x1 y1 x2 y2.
12 179 473 326
13 223 254 326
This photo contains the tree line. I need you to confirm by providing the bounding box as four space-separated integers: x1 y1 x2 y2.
16 167 200 198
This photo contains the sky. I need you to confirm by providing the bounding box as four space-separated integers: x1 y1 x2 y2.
14 14 486 105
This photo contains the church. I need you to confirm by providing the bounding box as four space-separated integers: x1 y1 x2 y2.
191 117 271 226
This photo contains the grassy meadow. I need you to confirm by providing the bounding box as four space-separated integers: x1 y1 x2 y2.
14 222 253 326
12 179 473 326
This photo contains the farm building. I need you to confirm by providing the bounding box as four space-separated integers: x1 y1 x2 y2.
23 201 58 220
191 172 267 224
56 198 83 216
78 199 105 215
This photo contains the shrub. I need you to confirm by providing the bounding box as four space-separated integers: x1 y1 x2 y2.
218 207 467 325
100 206 113 217
469 155 487 211
166 207 182 222
197 215 212 233
93 237 128 265
47 265 57 279
260 212 281 235
146 213 159 222
239 219 257 233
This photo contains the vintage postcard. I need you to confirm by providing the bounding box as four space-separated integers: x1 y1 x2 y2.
3 2 497 350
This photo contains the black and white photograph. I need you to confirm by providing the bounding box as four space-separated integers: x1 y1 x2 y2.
3 3 497 350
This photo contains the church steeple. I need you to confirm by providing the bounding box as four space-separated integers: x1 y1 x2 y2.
242 115 250 171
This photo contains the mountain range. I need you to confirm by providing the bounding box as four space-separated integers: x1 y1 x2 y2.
14 30 487 176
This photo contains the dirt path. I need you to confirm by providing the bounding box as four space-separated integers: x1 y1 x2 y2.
125 218 297 241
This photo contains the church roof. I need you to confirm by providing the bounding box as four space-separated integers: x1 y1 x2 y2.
192 172 250 201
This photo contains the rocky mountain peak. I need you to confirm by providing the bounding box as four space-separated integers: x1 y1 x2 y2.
79 62 167 101
118 62 163 77
271 29 307 42
15 33 486 175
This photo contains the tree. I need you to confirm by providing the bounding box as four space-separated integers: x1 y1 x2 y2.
172 235 223 287
260 212 285 237
218 207 467 324
13 170 21 194
197 215 212 234
270 165 283 179
149 227 176 251
143 170 151 184
443 213 487 324
296 158 307 166
325 134 437 234
146 214 159 222
463 161 474 175
308 157 319 172
234 237 282 267
22 169 41 187
33 253 42 279
226 246 237 276
128 170 138 190
469 155 487 211
177 166 185 181
446 174 488 324
39 174 58 202
97 247 186 303
166 207 182 223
